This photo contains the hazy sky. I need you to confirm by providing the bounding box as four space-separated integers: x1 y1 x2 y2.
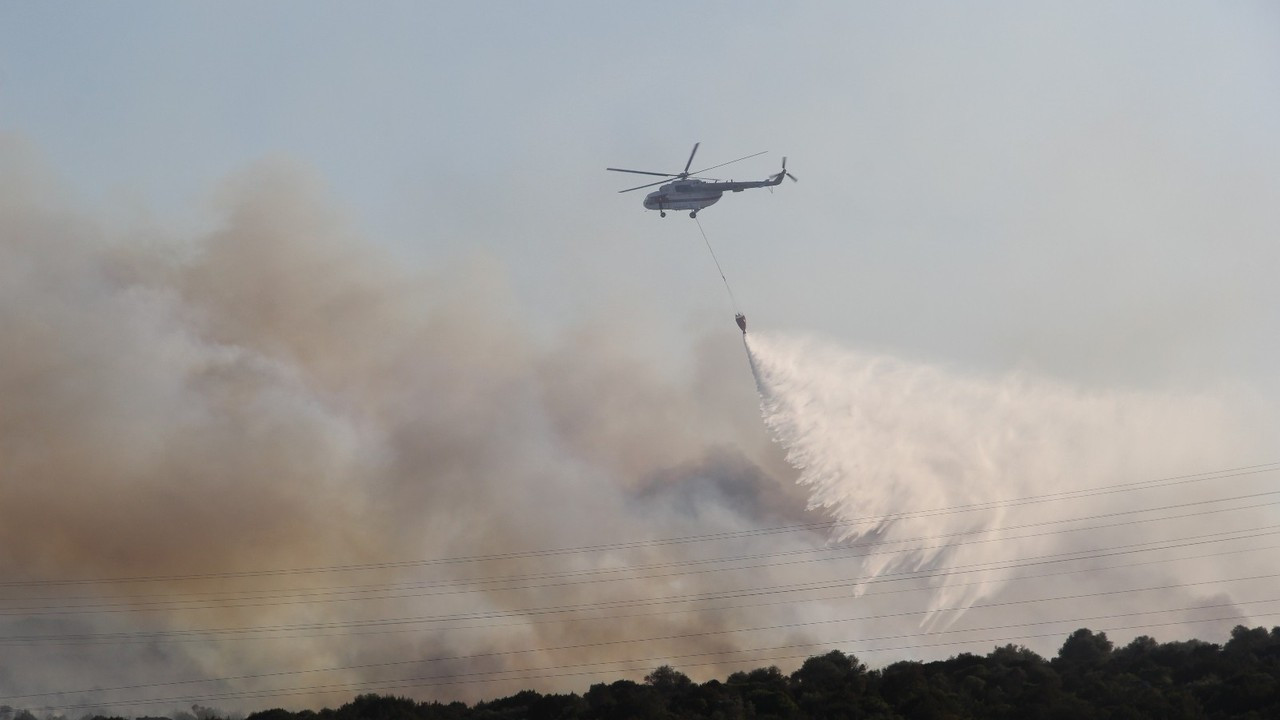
4 1 1276 388
2 1 1279 714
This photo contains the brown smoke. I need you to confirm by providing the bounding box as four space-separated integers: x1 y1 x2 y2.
0 139 820 715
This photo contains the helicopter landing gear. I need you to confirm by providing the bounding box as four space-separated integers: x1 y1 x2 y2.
689 211 698 219
660 211 666 218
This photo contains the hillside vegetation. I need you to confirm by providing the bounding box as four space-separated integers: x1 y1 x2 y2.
108 625 1280 720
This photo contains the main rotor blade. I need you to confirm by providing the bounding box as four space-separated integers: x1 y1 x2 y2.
690 150 768 176
683 142 700 175
618 177 672 193
606 167 678 177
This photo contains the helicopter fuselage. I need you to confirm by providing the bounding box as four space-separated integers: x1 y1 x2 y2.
643 179 722 212
643 175 783 214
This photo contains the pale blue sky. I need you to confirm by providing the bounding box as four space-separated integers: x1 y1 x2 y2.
3 1 1278 390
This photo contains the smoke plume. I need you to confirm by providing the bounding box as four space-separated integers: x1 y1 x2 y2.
0 144 817 715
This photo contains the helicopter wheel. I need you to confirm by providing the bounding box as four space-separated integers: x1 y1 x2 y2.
689 211 697 219
660 211 666 218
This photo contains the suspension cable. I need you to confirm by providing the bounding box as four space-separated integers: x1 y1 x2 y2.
695 216 739 313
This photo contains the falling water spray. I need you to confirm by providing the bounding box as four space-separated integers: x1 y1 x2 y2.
743 331 1271 626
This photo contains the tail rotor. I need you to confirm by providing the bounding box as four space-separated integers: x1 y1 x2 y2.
772 157 798 185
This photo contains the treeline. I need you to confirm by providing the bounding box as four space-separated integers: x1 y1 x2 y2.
89 625 1280 720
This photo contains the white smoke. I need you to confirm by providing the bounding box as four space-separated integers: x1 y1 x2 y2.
746 330 1277 625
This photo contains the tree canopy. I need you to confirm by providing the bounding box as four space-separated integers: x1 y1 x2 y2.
64 626 1280 720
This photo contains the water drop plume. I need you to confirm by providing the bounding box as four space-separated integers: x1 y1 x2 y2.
744 331 1271 624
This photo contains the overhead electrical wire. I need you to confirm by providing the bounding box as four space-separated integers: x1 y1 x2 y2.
26 603 1280 712
8 460 1280 712
5 487 1277 611
8 542 1278 653
5 494 1280 618
10 569 1280 704
3 462 1274 590
7 527 1280 645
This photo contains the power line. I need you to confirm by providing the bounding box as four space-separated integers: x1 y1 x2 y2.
8 486 1276 609
7 528 1279 645
3 462 1274 590
10 569 1280 703
8 461 1279 713
6 492 1280 617
28 603 1280 712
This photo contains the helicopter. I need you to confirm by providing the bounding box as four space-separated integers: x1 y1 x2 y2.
607 143 797 218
